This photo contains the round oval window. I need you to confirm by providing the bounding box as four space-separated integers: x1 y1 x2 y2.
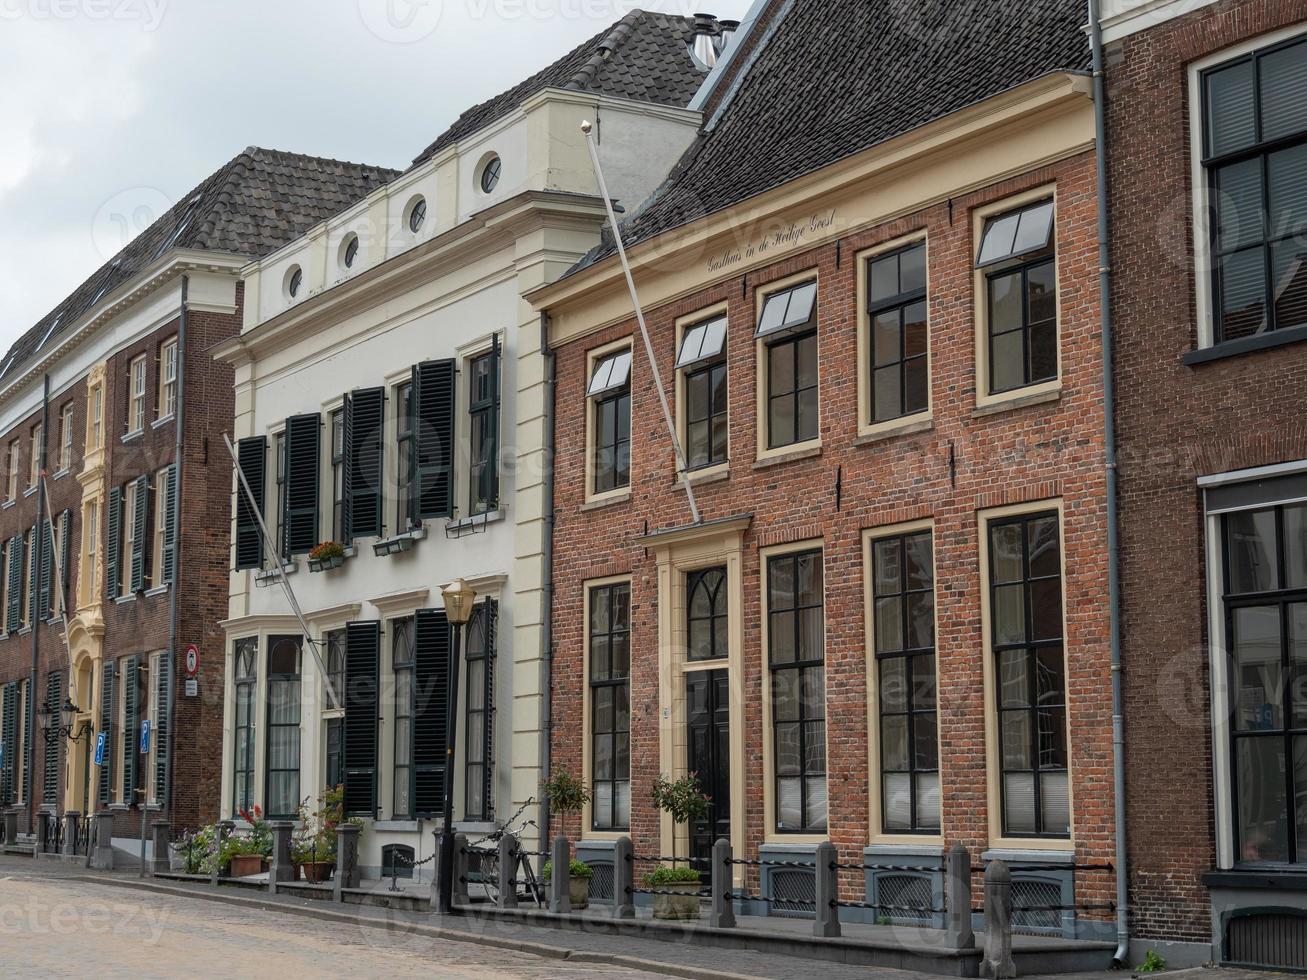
288 267 303 298
480 157 501 194
408 198 427 233
343 235 359 268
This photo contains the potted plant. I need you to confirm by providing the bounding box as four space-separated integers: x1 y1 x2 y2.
544 770 592 909
542 858 595 910
225 804 273 877
292 786 348 882
647 773 710 920
308 541 345 572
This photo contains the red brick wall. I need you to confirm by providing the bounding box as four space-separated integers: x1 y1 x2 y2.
548 150 1115 913
1107 0 1307 944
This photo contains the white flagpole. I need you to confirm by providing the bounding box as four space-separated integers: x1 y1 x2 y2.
581 120 702 526
222 433 340 711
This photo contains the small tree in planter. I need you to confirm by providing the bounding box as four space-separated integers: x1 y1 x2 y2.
647 773 710 920
292 785 353 882
308 541 345 572
544 770 593 908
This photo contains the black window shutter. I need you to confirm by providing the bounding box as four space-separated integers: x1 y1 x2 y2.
413 360 456 520
343 622 380 817
345 388 385 539
37 519 51 618
162 467 177 585
481 598 498 817
97 662 115 806
43 670 62 804
1 682 15 806
106 485 122 598
153 650 171 803
413 607 450 817
130 474 149 592
122 656 139 803
487 338 501 511
58 509 71 612
284 414 321 555
4 537 16 630
235 436 267 570
27 523 38 626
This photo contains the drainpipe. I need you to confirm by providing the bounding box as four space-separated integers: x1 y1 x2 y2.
28 374 51 827
536 312 556 856
163 275 187 823
1088 0 1130 966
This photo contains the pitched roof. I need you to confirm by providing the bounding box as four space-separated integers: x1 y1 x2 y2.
409 9 704 170
571 0 1093 273
1 146 398 383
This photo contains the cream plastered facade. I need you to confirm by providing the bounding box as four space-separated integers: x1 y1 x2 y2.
216 88 702 875
530 71 1096 857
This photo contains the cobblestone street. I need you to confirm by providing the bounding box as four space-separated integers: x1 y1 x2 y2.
0 869 655 979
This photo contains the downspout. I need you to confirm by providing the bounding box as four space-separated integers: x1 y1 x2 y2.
27 374 50 826
536 311 556 855
1088 0 1130 966
163 275 188 822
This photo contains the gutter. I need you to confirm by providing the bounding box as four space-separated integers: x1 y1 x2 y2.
163 275 188 822
27 374 50 826
536 312 556 856
1087 0 1130 965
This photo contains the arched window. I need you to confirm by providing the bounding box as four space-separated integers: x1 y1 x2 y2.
687 567 728 662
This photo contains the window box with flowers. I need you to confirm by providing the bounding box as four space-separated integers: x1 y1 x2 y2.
308 541 346 573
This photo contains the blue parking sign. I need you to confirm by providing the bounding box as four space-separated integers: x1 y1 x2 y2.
139 719 151 755
94 731 106 766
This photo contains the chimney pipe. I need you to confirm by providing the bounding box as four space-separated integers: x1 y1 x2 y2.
690 12 721 70
714 18 740 56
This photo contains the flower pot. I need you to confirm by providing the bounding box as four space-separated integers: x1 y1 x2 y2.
228 854 264 878
308 554 344 572
299 860 336 883
651 880 701 921
569 876 591 910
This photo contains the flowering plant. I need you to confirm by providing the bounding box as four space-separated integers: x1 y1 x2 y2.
309 541 345 562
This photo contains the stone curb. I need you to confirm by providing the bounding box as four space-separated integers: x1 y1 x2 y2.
64 873 762 980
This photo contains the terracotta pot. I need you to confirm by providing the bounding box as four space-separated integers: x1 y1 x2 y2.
300 860 336 883
228 853 265 878
569 875 591 910
651 879 701 920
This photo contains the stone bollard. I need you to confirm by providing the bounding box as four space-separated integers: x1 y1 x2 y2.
269 821 295 893
549 835 571 914
612 836 634 920
333 823 360 902
708 839 736 929
62 811 81 857
151 820 171 874
211 820 234 887
92 812 116 870
34 810 51 855
2 807 18 847
945 844 975 950
813 841 841 938
452 833 470 906
497 832 519 909
981 860 1016 979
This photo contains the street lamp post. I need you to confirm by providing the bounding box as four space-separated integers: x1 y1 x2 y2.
37 697 93 814
436 577 476 916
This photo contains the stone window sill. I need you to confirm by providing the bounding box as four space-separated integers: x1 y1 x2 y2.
22 486 36 498
144 584 169 598
16 627 31 636
1183 323 1307 365
581 491 630 513
52 469 69 481
675 465 729 490
152 415 175 430
972 385 1061 419
752 444 822 471
1203 869 1307 891
114 595 135 605
121 431 143 445
854 414 933 447
2 500 13 510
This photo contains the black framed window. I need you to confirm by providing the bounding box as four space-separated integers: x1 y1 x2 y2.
767 549 826 833
1223 502 1307 864
469 351 498 515
273 432 286 556
464 602 494 820
392 617 414 819
330 410 344 542
589 582 630 830
1203 36 1307 342
589 350 631 495
265 636 302 820
678 315 728 469
979 199 1057 395
872 529 939 833
757 281 818 450
324 629 345 792
232 638 257 815
989 512 1068 838
687 566 728 662
868 242 929 423
396 383 413 531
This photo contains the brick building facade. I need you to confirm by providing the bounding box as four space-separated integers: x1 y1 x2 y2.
532 0 1117 937
1104 0 1307 965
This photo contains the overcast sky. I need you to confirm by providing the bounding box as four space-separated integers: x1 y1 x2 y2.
0 0 751 354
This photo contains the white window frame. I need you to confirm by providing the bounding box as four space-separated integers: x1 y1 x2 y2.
755 269 822 463
152 467 169 589
58 402 73 473
674 303 731 482
6 439 17 501
158 337 178 420
121 480 137 596
128 355 146 435
584 338 634 506
28 424 41 489
581 573 633 839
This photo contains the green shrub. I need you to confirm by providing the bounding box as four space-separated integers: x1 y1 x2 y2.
642 865 701 886
541 858 594 881
1136 951 1166 973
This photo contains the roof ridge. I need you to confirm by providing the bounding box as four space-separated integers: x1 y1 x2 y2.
244 144 402 175
563 8 646 91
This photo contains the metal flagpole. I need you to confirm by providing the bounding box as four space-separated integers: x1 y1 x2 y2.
580 120 702 526
222 433 341 711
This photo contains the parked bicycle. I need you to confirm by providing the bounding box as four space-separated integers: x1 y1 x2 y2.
466 798 545 908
